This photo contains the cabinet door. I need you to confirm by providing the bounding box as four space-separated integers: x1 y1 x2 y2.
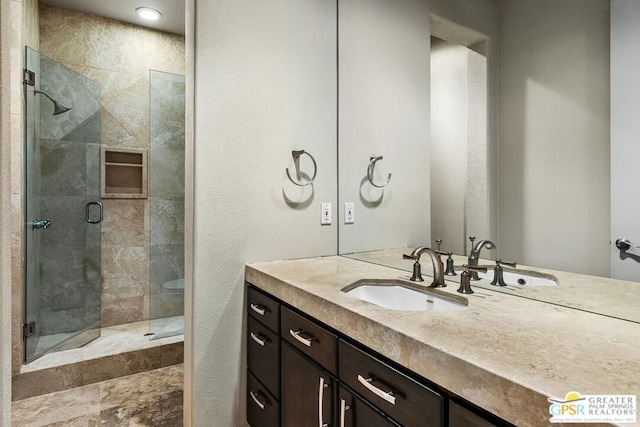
282 342 336 426
339 385 400 427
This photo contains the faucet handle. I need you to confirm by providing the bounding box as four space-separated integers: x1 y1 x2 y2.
403 253 417 260
495 259 517 268
458 265 487 294
435 239 442 251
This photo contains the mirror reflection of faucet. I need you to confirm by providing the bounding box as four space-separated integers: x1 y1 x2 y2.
490 259 517 286
467 237 495 280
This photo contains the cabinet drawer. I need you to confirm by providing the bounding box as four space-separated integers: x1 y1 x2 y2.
247 316 279 398
339 384 400 427
247 370 279 427
247 287 279 332
449 401 500 427
339 339 444 427
281 306 338 375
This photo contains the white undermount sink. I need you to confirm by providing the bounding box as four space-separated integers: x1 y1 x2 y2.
343 280 467 311
476 270 558 287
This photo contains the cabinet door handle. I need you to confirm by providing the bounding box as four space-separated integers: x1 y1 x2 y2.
357 374 396 405
250 332 266 347
289 329 314 347
249 390 266 410
250 303 266 316
318 376 330 427
340 398 351 427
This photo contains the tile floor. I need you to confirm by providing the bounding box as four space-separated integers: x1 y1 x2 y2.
12 364 183 426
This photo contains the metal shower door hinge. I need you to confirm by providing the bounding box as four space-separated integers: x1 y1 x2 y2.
23 69 35 86
23 321 36 338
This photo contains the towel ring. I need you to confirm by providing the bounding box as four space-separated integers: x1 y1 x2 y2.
367 155 392 188
286 150 317 187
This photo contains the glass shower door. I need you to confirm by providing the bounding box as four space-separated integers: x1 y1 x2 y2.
24 47 102 362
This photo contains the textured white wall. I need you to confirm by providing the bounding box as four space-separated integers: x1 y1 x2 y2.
190 0 337 424
498 0 610 275
338 0 432 254
430 39 467 254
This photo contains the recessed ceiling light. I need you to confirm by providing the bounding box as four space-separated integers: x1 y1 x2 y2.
136 7 162 21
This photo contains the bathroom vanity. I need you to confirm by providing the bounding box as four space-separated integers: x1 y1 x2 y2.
245 256 640 427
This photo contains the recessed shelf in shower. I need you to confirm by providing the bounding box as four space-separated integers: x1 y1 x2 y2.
102 147 148 198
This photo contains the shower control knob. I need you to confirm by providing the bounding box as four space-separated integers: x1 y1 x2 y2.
30 219 51 229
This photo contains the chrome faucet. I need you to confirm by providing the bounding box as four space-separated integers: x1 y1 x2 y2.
403 246 446 287
468 237 495 280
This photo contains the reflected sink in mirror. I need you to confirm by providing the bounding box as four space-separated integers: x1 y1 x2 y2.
476 269 558 287
342 280 467 311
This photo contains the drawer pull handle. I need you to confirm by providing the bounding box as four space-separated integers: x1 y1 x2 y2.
250 332 266 347
250 303 266 316
340 398 351 427
289 329 314 347
319 376 330 427
357 375 396 405
250 390 266 410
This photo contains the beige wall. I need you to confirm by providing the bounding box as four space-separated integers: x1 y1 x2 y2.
497 0 610 275
190 0 337 423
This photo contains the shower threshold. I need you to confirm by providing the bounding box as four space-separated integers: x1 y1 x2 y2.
13 318 183 401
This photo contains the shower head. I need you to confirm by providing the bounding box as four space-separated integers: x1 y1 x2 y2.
34 89 72 115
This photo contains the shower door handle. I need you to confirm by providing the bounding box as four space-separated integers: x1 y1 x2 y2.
85 202 103 224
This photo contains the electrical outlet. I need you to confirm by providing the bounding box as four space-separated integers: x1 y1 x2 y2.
344 202 354 224
321 203 332 225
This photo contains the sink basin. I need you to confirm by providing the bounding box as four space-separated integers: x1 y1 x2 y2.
343 280 467 311
476 270 558 287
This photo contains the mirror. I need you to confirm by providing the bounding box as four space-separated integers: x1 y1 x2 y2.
338 0 640 323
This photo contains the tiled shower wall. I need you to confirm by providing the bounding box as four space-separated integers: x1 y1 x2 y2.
38 3 185 327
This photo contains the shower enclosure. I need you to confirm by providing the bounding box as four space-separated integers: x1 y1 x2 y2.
148 70 186 339
24 47 102 362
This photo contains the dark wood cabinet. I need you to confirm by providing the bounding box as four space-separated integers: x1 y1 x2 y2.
246 284 511 427
449 401 499 427
339 384 401 426
281 306 338 375
247 315 280 398
339 339 444 427
281 342 336 427
246 287 280 427
247 370 279 427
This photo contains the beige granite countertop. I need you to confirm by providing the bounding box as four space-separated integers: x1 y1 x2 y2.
344 247 640 324
246 255 640 427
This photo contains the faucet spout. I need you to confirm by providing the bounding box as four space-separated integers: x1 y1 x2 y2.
467 239 495 280
403 246 446 287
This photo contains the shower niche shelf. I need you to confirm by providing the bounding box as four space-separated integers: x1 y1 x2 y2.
102 147 148 199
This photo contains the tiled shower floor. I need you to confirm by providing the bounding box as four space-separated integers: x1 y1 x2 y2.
12 364 183 426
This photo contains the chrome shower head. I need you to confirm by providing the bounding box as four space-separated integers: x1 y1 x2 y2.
34 89 71 116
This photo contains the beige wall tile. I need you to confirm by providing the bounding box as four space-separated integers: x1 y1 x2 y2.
38 3 85 68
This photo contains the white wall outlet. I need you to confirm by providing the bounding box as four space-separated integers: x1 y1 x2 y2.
321 203 332 225
344 202 355 224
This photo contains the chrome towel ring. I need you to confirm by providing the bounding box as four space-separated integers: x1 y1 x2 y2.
367 155 391 188
286 150 317 187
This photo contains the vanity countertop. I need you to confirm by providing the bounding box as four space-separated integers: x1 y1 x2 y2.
246 255 640 427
